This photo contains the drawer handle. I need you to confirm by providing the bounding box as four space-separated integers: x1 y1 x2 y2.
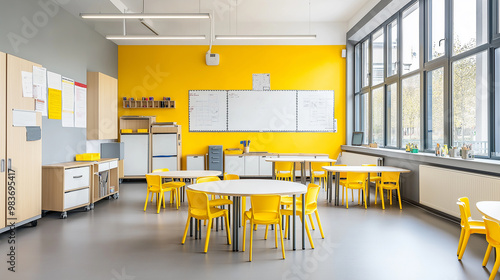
73 175 83 179
212 161 220 163
0 159 4 172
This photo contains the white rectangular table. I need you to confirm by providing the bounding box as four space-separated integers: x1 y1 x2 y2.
266 157 336 184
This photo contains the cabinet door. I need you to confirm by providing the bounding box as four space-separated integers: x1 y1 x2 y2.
224 156 244 176
122 134 149 176
259 155 275 176
6 55 42 223
98 73 118 140
187 156 204 170
0 52 5 229
152 134 177 155
152 156 178 171
244 156 259 176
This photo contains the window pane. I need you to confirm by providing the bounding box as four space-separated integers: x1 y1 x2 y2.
402 3 419 74
355 44 361 92
496 48 500 157
453 0 487 55
371 87 385 146
387 20 398 77
361 93 369 144
426 68 445 149
372 29 385 85
362 40 370 87
402 74 421 147
355 94 360 131
427 0 445 61
386 83 398 147
452 51 489 156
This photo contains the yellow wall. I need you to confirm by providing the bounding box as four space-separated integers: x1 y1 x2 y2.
118 45 346 169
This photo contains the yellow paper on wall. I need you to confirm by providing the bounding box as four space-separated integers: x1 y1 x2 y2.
48 88 62 120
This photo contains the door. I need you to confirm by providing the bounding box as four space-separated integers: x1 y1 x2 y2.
152 156 178 171
0 52 5 229
98 73 117 140
224 156 244 176
122 134 149 176
244 156 259 176
152 134 177 156
6 54 42 223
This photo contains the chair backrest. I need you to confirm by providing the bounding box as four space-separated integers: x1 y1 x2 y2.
380 172 400 185
251 195 281 222
457 202 470 228
362 164 378 177
275 162 293 174
335 164 347 179
346 172 367 186
484 217 500 246
186 189 209 216
305 183 321 210
152 168 170 172
311 162 329 172
224 173 240 180
145 174 162 190
197 176 221 183
458 197 472 218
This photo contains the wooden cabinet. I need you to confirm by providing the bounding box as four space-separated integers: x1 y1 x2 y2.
92 158 119 203
0 52 5 230
150 124 182 172
87 72 118 140
42 162 93 218
5 54 42 227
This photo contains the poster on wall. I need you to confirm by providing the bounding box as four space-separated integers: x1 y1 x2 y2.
61 77 75 127
47 71 62 119
74 82 87 128
33 66 47 116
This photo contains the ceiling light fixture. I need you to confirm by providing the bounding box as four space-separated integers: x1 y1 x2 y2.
80 13 210 19
215 35 316 40
106 35 206 40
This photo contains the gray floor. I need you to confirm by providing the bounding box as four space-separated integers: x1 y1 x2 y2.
0 181 497 280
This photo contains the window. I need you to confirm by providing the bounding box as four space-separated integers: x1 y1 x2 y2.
362 39 370 88
361 93 369 144
387 20 398 77
386 83 398 147
372 28 385 85
426 68 445 149
452 0 487 55
402 3 420 74
355 43 361 92
371 87 385 145
495 48 500 157
452 51 489 156
427 0 445 61
402 74 421 147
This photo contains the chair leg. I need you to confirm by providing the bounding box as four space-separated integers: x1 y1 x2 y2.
341 186 344 205
380 187 385 210
374 183 378 205
204 219 213 253
457 228 465 256
490 247 500 280
483 244 492 266
352 189 354 202
279 220 285 260
458 230 471 260
242 197 246 219
390 189 393 205
363 186 367 209
242 216 247 251
300 215 314 249
265 225 269 240
275 223 278 248
162 191 166 208
284 216 289 239
249 222 254 262
144 190 150 211
397 187 402 210
315 210 325 239
345 188 349 209
181 215 191 244
308 214 315 230
157 192 163 213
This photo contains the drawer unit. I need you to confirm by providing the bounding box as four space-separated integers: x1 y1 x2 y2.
208 145 223 172
64 167 90 191
98 162 110 172
109 160 118 169
187 155 205 170
64 188 90 209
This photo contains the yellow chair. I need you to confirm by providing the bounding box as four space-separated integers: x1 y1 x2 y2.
242 195 285 262
275 161 294 181
456 200 486 260
152 168 185 209
144 174 176 214
344 172 368 209
482 217 500 280
311 162 328 190
375 172 402 210
336 164 353 205
282 184 325 249
362 164 381 201
181 189 231 253
224 173 243 216
197 176 233 207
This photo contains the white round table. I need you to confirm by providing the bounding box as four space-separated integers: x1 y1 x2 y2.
322 166 410 206
265 157 336 184
477 201 500 223
188 179 307 251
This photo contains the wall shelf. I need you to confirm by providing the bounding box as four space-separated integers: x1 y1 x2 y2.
123 100 175 109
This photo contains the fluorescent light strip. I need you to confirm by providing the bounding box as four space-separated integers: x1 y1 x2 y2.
215 35 317 40
106 35 206 40
81 13 210 19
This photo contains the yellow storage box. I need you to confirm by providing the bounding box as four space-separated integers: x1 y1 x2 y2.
121 129 133 133
75 153 100 161
137 129 149 133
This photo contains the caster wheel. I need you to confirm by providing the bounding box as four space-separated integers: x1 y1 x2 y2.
42 210 48 217
119 179 123 184
114 193 119 199
84 206 91 212
90 203 95 210
31 220 38 227
60 212 68 219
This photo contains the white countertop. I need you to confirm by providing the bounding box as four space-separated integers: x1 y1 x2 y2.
188 179 307 196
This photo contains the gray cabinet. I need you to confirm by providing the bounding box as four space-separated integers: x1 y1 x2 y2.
208 145 223 172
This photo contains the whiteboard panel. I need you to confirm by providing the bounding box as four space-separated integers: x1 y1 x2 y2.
298 90 335 132
228 91 296 131
189 90 227 131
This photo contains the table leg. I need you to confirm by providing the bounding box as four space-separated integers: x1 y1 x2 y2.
335 172 340 206
326 171 332 202
293 194 296 250
302 193 305 250
292 164 296 182
198 219 201 240
272 162 276 180
232 196 239 252
190 217 193 237
309 162 312 185
366 173 371 208
194 218 198 240
301 162 306 185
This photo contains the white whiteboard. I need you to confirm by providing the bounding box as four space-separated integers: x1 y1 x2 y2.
298 90 335 132
189 90 227 131
228 91 296 131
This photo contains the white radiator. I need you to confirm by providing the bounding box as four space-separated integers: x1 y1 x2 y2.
420 165 500 219
338 151 382 166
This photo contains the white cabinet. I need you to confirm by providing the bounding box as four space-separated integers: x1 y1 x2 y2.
225 155 244 176
152 156 178 171
259 155 275 176
244 156 259 176
63 167 90 191
152 134 177 156
122 134 149 176
187 155 205 170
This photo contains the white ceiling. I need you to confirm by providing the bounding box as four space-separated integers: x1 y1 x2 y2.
60 0 377 45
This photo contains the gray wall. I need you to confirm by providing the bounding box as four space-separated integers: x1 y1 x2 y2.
0 0 118 164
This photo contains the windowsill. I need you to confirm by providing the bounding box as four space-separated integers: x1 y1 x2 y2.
341 145 500 175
